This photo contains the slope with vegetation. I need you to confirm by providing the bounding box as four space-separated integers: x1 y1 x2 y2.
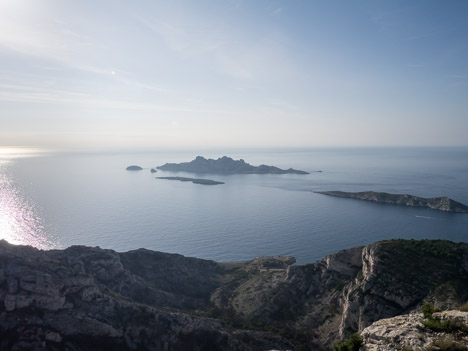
0 239 467 350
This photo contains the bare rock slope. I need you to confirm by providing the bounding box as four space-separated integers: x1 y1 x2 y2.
0 242 292 351
361 310 468 350
1 239 467 350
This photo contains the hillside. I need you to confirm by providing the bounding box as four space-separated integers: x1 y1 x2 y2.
0 239 467 350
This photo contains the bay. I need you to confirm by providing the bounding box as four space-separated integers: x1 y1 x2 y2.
1 147 467 264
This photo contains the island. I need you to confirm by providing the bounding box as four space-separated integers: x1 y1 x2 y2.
157 176 224 185
150 168 157 173
316 190 468 213
126 165 143 171
157 156 309 174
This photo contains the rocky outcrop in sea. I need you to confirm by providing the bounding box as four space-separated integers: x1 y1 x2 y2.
316 191 468 213
126 165 143 171
156 176 224 185
157 156 309 175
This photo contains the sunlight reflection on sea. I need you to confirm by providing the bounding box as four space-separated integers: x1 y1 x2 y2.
0 148 55 249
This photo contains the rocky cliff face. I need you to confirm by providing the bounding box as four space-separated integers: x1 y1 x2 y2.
209 240 468 349
0 242 292 351
361 310 468 350
1 239 467 350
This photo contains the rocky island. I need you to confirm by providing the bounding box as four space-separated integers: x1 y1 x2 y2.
157 176 224 185
316 190 468 213
157 156 309 174
1 239 467 350
125 165 143 171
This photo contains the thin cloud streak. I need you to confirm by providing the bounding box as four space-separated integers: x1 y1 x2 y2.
0 85 231 115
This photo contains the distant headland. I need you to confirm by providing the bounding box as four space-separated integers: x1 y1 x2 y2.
316 190 468 213
157 176 224 185
157 156 309 175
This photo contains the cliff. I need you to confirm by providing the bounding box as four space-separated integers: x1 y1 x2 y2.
1 239 467 350
316 191 468 213
0 242 293 351
157 156 309 175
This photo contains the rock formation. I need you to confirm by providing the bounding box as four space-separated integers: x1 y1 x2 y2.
126 165 143 171
156 176 224 185
1 239 467 350
157 156 309 175
316 191 468 213
0 241 292 351
361 310 468 350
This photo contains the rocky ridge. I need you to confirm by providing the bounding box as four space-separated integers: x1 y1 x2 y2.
1 239 467 350
0 242 294 351
157 156 309 175
316 191 468 213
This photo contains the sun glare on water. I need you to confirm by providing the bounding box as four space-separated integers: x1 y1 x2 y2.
0 147 44 160
0 147 54 249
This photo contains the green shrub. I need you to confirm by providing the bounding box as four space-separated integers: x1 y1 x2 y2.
460 301 468 312
430 335 468 351
333 333 363 351
423 302 435 319
421 318 468 334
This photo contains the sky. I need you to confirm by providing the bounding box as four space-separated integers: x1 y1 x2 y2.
1 0 467 150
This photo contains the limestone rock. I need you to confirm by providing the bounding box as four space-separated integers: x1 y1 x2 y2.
0 240 292 351
361 311 468 351
1 239 467 350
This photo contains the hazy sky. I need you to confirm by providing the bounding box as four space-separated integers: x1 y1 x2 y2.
1 0 467 149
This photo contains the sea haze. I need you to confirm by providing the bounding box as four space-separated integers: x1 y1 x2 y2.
1 148 467 264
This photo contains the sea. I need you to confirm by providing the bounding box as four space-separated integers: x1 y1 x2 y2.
1 147 467 264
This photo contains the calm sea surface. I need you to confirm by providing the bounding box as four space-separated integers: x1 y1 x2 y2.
1 148 467 264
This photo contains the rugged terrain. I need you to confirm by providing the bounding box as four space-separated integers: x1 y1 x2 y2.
361 310 468 350
316 191 468 213
1 239 467 350
157 156 309 174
